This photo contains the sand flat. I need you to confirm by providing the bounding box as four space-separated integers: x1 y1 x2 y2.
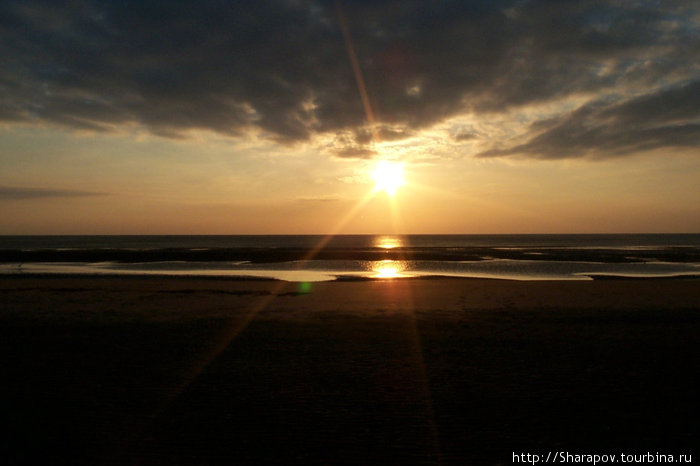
1 276 698 465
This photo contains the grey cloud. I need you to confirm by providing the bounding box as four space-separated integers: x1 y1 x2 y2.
0 0 698 159
353 125 414 145
477 80 700 159
333 147 377 159
0 186 108 200
454 132 476 142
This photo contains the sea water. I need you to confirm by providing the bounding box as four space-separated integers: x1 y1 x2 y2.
1 234 699 281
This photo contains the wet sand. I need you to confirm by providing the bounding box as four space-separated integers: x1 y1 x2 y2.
1 276 698 465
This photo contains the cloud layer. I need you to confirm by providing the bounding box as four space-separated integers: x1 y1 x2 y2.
0 185 106 200
1 0 698 159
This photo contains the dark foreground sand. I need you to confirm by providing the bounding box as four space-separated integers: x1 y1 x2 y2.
1 276 698 465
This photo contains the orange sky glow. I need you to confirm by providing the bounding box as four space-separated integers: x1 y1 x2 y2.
1 1 699 234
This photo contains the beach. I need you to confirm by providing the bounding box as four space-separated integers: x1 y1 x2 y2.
1 276 698 465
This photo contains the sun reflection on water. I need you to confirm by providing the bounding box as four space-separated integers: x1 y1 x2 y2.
370 259 408 278
374 235 404 250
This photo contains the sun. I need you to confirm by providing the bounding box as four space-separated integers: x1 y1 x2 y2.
372 160 405 196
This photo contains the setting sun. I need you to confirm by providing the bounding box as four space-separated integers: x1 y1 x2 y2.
372 160 405 196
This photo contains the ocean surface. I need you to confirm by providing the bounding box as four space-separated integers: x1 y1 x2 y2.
1 234 699 281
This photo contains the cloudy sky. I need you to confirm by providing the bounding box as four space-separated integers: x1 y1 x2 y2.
1 0 699 234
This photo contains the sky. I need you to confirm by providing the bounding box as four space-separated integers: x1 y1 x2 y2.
1 0 699 234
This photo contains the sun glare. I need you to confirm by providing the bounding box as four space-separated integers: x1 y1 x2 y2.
372 260 405 278
375 235 403 249
372 160 405 196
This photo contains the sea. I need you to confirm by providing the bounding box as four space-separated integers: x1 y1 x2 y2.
1 234 699 282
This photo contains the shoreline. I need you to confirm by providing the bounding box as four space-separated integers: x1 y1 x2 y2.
1 276 698 464
2 275 699 317
2 269 700 282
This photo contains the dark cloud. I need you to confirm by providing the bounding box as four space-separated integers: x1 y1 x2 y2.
454 132 477 142
0 185 107 200
333 147 377 159
477 80 700 159
1 0 698 158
